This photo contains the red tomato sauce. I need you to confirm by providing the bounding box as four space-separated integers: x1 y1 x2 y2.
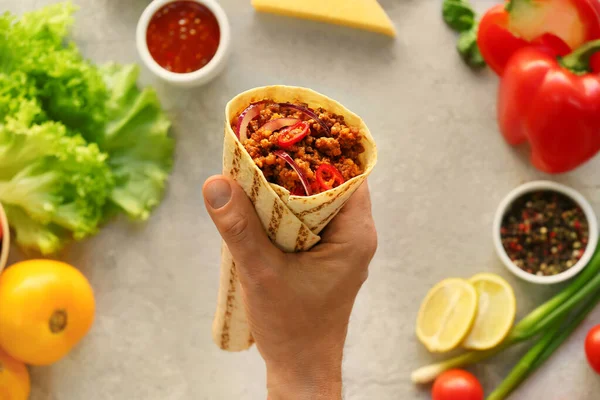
146 1 220 73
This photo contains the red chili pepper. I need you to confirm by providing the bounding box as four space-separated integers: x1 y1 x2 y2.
498 39 600 173
477 0 600 76
316 164 345 191
277 121 310 149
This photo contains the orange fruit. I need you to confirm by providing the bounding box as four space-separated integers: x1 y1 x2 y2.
0 260 95 365
0 346 30 400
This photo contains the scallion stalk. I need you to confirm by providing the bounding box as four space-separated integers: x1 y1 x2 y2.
411 247 600 384
488 289 600 400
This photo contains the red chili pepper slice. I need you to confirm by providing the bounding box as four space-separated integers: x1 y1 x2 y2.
277 121 310 149
316 164 345 191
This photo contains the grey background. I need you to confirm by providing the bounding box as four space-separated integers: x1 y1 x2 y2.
3 0 600 399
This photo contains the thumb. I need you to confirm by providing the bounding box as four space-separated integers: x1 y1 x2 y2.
203 176 282 281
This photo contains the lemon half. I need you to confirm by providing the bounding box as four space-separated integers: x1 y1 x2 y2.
462 273 516 350
416 278 478 353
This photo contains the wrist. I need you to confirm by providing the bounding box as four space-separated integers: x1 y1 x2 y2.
266 353 343 400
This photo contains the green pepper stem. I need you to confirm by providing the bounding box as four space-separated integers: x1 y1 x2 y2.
560 39 600 73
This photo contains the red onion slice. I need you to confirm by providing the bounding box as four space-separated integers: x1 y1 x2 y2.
279 103 330 135
274 150 312 196
259 118 300 132
236 102 267 141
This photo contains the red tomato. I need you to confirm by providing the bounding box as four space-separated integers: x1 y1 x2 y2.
432 370 484 400
585 325 600 374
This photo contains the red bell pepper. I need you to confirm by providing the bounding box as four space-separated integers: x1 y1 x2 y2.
478 0 600 76
498 39 600 173
592 52 600 72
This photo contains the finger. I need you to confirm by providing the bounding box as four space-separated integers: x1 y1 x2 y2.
321 182 374 243
203 176 283 282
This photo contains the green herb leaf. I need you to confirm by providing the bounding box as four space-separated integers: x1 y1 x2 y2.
457 23 486 68
443 0 476 33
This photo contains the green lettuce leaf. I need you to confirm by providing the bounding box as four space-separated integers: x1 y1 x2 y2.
98 63 174 220
0 117 114 248
2 2 107 136
0 2 174 254
2 205 65 255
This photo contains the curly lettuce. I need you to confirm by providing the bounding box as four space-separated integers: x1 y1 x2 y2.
0 117 114 252
98 64 174 220
0 2 174 254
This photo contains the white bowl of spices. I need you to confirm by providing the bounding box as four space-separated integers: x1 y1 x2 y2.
493 181 599 285
136 0 231 87
0 202 10 273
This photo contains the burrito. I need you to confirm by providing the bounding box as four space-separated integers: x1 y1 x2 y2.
213 86 377 351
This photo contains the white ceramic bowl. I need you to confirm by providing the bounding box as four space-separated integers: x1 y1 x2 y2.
493 181 599 285
136 0 231 87
0 203 10 273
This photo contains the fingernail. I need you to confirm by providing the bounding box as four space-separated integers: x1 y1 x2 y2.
205 179 232 209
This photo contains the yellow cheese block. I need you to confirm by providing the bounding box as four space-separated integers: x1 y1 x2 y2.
251 0 396 37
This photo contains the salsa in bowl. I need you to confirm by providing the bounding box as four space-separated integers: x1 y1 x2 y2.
136 0 230 87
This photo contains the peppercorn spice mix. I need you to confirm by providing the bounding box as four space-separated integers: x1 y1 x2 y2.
500 191 589 276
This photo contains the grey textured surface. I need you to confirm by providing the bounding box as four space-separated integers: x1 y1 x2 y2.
3 0 600 399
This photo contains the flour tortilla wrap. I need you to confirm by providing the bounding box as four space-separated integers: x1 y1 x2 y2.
213 86 377 351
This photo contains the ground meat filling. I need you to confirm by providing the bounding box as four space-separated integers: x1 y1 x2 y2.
235 102 365 195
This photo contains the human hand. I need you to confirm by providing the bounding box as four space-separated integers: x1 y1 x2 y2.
203 176 377 400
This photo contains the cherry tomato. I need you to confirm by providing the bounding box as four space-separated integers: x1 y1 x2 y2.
432 370 484 400
585 325 600 374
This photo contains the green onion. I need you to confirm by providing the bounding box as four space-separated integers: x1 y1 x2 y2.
411 246 600 384
488 289 600 400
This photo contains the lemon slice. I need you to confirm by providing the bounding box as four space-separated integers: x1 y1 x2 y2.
416 278 478 353
462 273 516 350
